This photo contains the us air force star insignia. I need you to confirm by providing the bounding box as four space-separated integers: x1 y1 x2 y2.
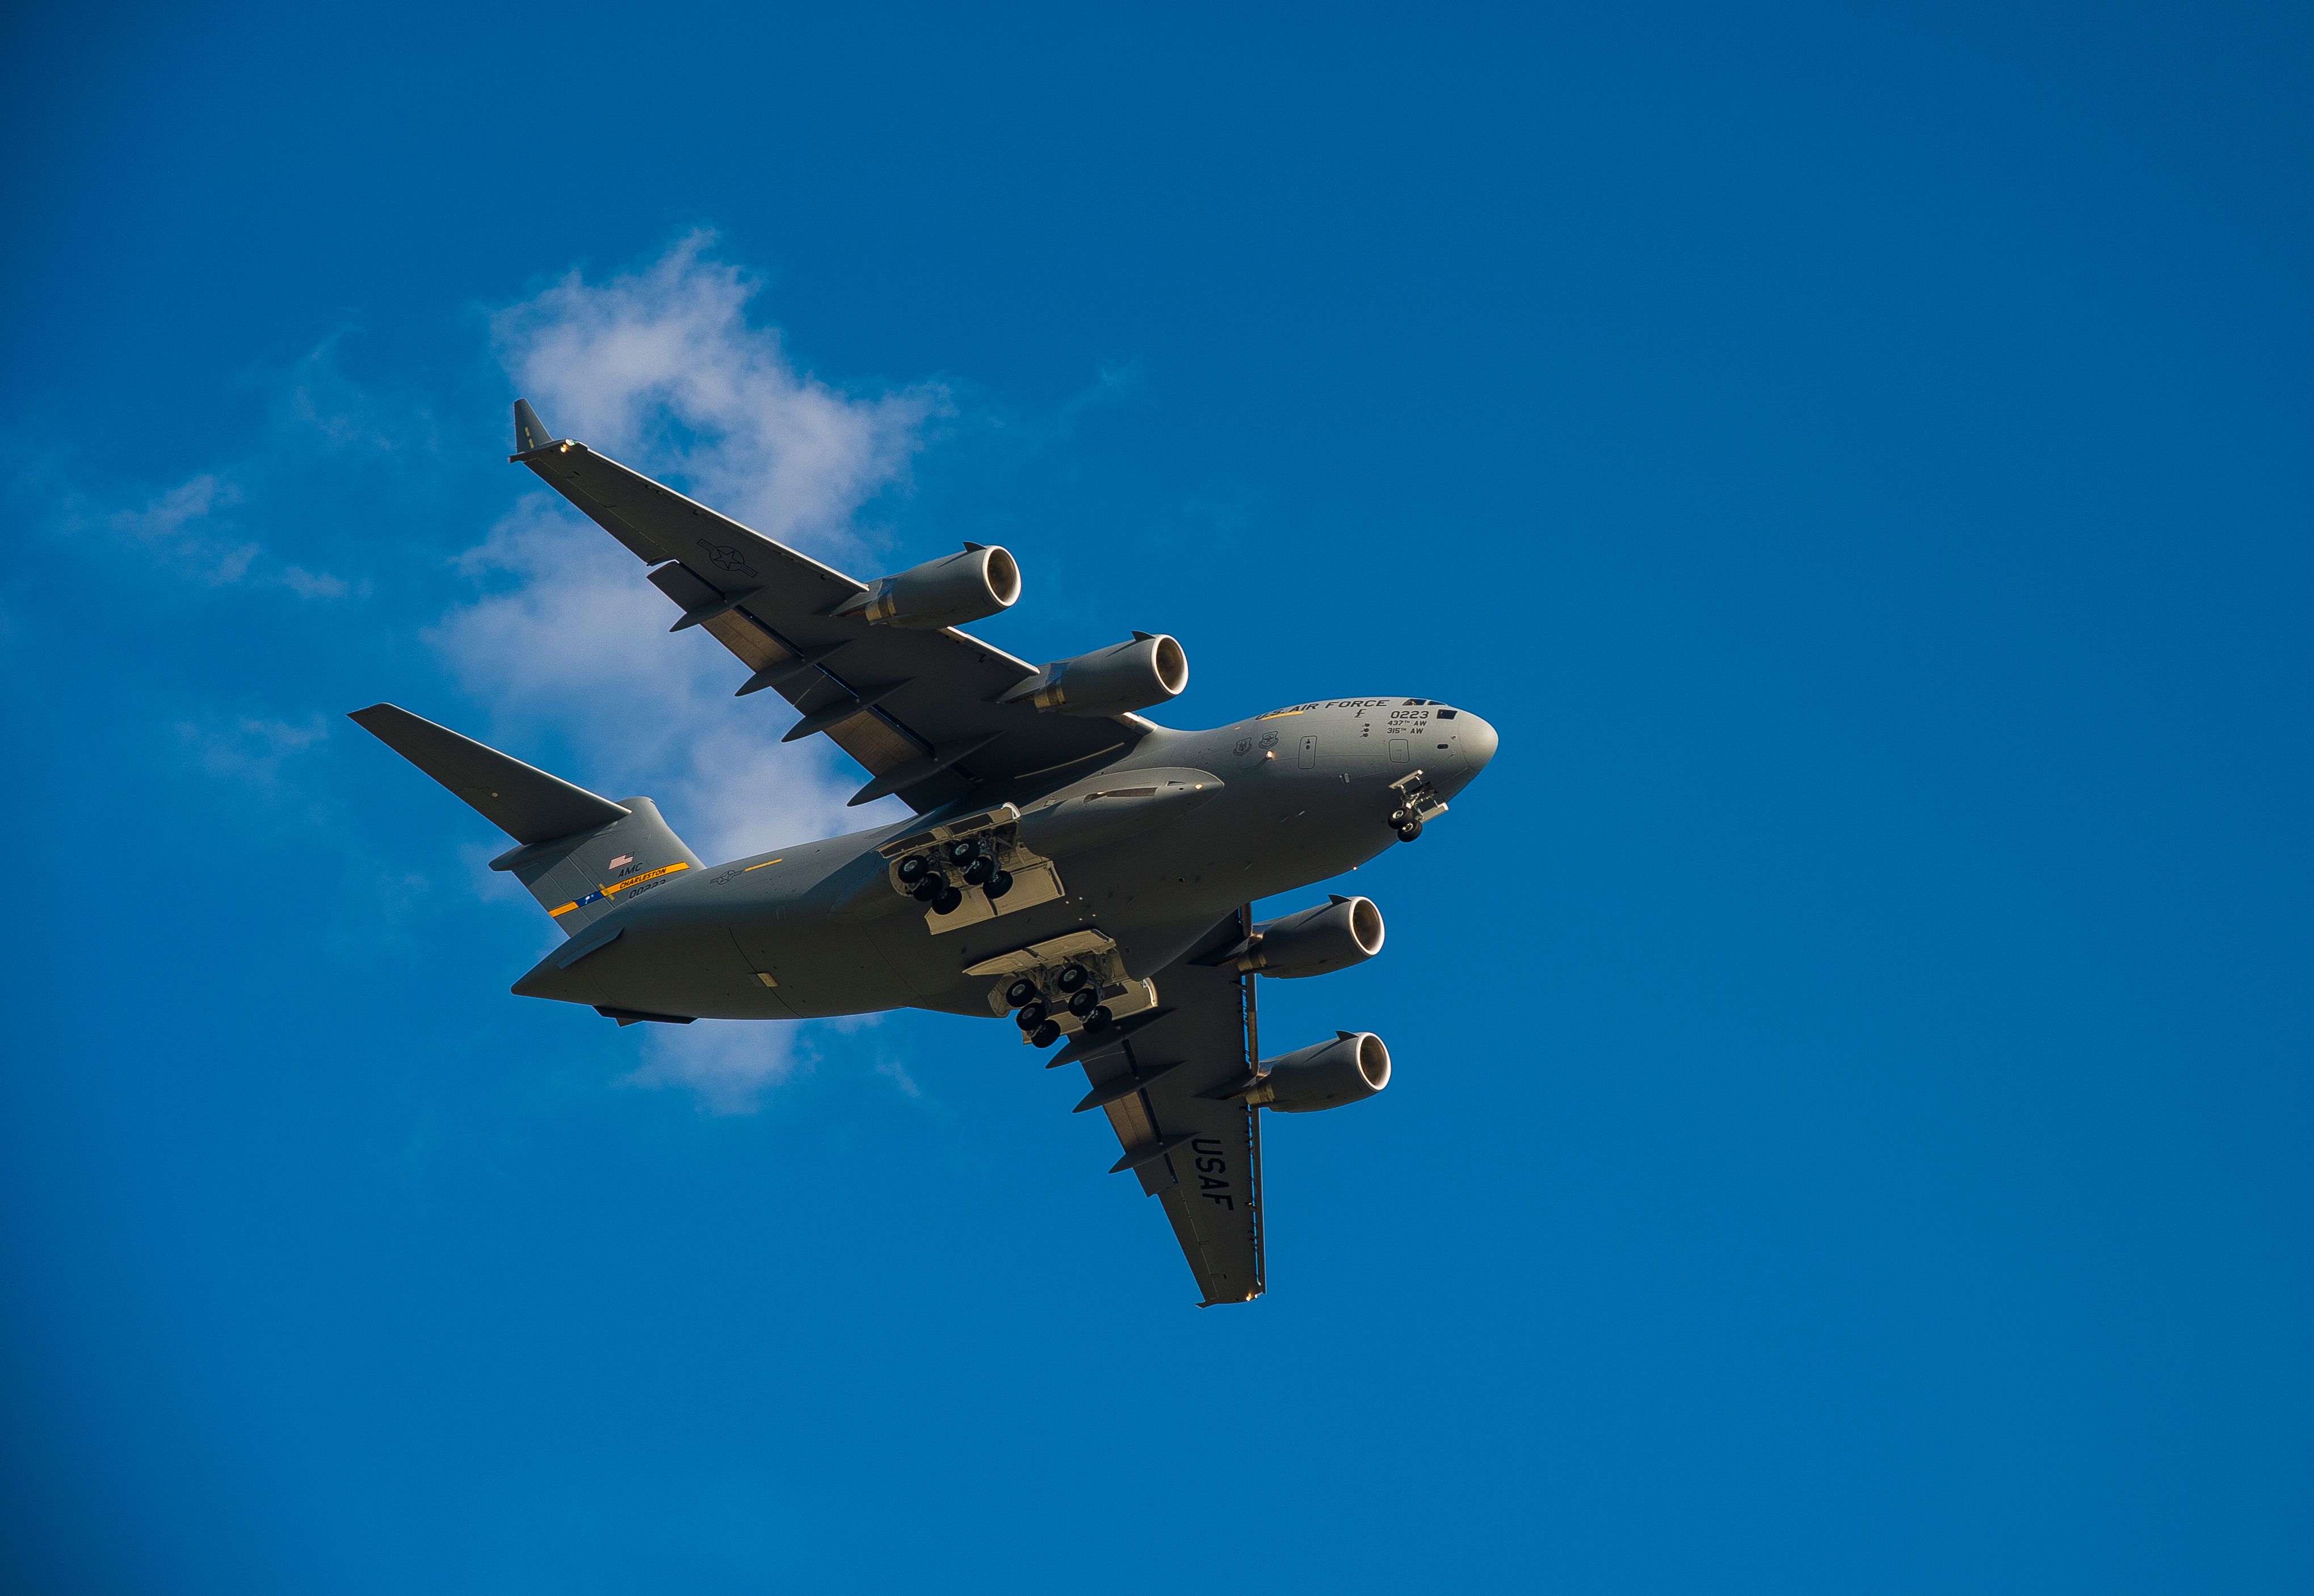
696 539 758 578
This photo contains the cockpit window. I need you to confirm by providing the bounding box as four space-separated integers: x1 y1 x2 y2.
1437 708 1458 720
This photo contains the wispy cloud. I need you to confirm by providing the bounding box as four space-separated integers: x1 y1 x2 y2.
173 712 331 789
23 338 410 602
110 473 261 586
435 234 951 1111
622 1020 808 1116
90 461 363 600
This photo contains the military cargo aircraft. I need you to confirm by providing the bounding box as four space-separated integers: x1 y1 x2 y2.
352 400 1498 1303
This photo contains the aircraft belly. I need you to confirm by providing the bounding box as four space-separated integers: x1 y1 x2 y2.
579 917 800 1020
730 915 917 1018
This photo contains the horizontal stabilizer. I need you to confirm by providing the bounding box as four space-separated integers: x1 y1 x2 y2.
348 704 629 844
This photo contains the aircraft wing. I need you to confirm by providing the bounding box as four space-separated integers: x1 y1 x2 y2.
1054 912 1265 1305
509 402 1148 813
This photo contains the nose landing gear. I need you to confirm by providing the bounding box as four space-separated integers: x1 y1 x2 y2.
1384 769 1447 843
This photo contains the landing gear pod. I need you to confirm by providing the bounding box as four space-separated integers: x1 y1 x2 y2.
834 544 1021 630
1003 633 1189 716
1243 1032 1392 1113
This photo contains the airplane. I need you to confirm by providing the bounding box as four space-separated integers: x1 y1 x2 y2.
350 400 1499 1304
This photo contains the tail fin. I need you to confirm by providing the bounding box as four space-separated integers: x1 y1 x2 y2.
348 704 702 935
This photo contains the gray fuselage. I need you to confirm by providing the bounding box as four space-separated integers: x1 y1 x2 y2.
515 698 1499 1022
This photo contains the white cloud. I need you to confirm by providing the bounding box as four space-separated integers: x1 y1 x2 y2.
434 234 948 1111
491 230 943 557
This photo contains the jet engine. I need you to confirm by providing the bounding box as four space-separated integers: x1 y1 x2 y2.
1232 895 1384 978
835 544 1021 629
1004 633 1188 717
1243 1032 1392 1112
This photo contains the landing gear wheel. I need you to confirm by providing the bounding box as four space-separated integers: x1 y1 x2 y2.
1066 987 1100 1018
910 874 945 902
1388 807 1412 828
1055 963 1090 994
944 838 982 866
896 854 931 886
961 855 996 886
984 870 1014 900
1004 978 1040 1009
931 885 964 914
1395 818 1424 842
1030 1020 1062 1048
1081 1007 1114 1035
1015 1000 1049 1031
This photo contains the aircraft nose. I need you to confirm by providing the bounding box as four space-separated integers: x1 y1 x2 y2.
1458 712 1499 775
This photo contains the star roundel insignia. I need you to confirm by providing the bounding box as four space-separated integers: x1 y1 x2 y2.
696 539 759 578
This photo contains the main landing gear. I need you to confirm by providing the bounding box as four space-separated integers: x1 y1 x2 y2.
965 930 1157 1049
1013 994 1065 1048
896 837 1015 918
1003 975 1111 1047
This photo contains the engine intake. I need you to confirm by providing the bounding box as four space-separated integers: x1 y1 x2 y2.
837 544 1020 630
1005 633 1187 717
1244 1032 1391 1113
1235 895 1384 978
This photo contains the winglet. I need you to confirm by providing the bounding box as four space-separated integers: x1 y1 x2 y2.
512 398 557 455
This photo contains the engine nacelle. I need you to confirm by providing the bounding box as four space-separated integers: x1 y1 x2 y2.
1236 895 1384 978
839 544 1021 630
1005 633 1188 717
1245 1032 1392 1113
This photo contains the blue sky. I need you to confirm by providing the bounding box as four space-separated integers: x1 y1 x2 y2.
3 3 2309 1590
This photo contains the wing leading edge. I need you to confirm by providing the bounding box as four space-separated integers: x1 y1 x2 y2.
1062 912 1265 1305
